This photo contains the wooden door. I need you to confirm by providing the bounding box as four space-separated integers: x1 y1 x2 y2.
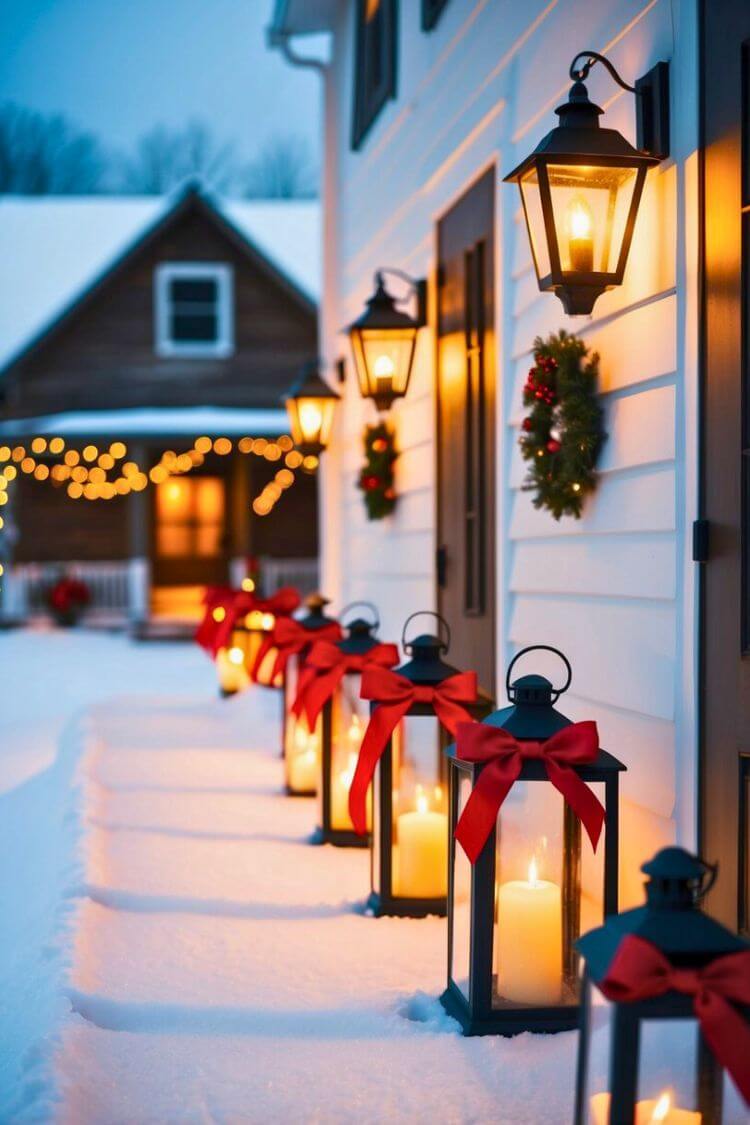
152 475 227 588
701 1 750 930
436 169 496 696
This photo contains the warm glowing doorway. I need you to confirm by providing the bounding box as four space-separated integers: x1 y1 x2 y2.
151 475 227 620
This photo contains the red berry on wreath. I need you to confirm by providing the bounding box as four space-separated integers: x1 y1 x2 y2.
522 417 533 432
546 439 561 453
384 488 395 501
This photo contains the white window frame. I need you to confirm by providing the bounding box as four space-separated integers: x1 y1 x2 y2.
154 262 234 359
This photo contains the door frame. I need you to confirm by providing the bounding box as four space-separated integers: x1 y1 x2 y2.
433 162 499 698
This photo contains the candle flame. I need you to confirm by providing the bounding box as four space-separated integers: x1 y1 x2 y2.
347 714 363 744
228 647 244 666
434 785 443 803
416 793 428 815
528 857 539 886
339 752 358 790
568 198 592 240
650 1092 671 1123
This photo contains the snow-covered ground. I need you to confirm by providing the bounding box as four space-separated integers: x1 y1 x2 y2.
4 629 742 1123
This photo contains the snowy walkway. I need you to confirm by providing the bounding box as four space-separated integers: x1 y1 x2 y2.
51 684 579 1123
3 633 580 1122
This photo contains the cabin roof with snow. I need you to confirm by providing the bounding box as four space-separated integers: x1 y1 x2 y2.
0 186 320 425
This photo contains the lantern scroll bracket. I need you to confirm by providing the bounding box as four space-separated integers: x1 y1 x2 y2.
569 51 670 161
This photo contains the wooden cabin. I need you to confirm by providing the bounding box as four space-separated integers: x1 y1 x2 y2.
0 186 321 630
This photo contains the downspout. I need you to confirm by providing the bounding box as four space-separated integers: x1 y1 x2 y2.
267 18 343 603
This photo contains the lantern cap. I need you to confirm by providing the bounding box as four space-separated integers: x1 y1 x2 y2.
283 360 341 403
299 592 336 630
503 77 659 184
347 274 421 334
338 616 381 656
397 633 462 684
577 847 750 981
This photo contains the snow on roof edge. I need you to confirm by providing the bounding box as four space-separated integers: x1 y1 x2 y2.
0 407 290 438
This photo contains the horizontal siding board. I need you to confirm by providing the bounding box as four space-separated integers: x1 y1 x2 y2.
510 533 676 600
509 466 676 538
509 595 676 720
345 529 433 578
509 384 676 487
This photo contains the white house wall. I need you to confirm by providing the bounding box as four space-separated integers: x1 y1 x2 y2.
320 0 699 907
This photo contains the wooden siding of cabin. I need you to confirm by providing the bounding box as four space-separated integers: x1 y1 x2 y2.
2 200 317 418
321 0 699 907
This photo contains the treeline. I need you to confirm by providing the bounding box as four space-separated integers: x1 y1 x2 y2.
0 103 318 198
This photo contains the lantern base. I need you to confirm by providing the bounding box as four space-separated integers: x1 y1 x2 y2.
284 784 316 798
219 687 239 699
439 983 579 1037
366 890 447 919
553 282 609 316
310 825 369 848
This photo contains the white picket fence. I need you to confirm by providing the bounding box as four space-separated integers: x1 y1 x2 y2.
259 556 319 597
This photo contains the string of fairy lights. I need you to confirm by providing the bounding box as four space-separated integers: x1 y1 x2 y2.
0 434 319 520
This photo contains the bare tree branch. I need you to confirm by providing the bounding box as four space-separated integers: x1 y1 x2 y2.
0 102 105 194
121 120 238 194
242 134 317 199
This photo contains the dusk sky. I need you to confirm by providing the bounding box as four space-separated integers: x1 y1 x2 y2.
0 0 322 164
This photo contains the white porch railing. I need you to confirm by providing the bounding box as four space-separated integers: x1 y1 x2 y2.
259 556 319 597
2 560 131 622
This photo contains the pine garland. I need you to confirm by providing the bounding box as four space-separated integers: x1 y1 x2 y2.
358 422 397 520
519 330 605 520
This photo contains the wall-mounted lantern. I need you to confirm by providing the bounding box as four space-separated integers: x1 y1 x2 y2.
283 361 340 456
575 848 750 1124
441 646 624 1036
504 52 669 315
347 271 427 411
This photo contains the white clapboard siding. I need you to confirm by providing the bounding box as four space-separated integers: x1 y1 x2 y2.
322 0 696 867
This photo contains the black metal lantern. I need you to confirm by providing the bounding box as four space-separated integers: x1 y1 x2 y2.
575 847 750 1124
361 612 492 918
441 645 625 1036
214 619 253 697
283 360 340 456
281 593 342 796
347 270 427 411
504 52 669 315
308 603 399 848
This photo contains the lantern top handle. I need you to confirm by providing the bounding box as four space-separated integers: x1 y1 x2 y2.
506 644 572 703
402 611 450 654
568 50 636 93
340 601 380 630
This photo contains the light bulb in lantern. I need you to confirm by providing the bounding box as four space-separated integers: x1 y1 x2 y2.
566 196 594 272
212 606 226 623
297 401 324 443
373 353 396 397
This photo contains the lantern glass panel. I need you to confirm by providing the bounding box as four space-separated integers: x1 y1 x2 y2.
389 715 448 901
288 395 336 451
520 168 552 279
546 163 639 275
284 654 320 793
491 779 606 1010
327 676 370 832
216 628 251 694
449 771 473 1000
357 328 416 401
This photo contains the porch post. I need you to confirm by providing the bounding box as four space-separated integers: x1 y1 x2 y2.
127 441 151 628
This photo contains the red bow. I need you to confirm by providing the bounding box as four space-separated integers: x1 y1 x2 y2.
254 616 343 683
454 721 603 863
198 586 301 661
292 640 400 728
348 666 478 836
600 934 750 1107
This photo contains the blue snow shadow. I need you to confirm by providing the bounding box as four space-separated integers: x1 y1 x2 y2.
77 883 358 921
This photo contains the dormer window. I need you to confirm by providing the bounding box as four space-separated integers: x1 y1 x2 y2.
155 263 234 358
351 0 397 150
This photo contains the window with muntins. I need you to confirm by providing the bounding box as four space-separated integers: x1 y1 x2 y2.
155 263 234 358
422 0 449 31
352 0 397 150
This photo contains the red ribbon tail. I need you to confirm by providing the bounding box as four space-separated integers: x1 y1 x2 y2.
251 634 273 682
696 991 750 1107
454 757 520 864
545 758 605 851
304 667 344 729
348 701 410 835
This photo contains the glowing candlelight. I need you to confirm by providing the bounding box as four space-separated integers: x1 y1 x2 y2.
495 855 562 1004
394 786 448 899
567 196 594 272
590 1089 701 1124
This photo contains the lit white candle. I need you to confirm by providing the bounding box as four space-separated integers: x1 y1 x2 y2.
287 724 319 793
495 857 562 1004
395 790 448 898
590 1090 701 1124
330 715 370 829
216 644 249 694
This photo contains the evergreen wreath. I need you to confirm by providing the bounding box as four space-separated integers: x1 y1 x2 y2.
358 421 398 520
519 330 605 520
